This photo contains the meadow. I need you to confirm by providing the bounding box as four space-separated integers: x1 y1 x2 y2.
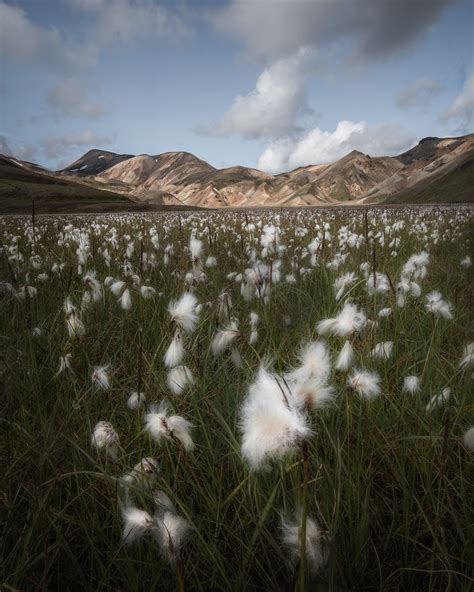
1 206 473 591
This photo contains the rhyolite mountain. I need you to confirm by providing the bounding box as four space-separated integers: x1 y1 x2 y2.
1 134 473 212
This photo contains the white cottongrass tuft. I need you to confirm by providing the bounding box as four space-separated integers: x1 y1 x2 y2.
378 307 392 318
144 401 194 451
335 340 354 372
281 512 327 574
91 421 119 461
347 369 381 400
166 365 194 395
168 292 199 333
164 331 185 368
426 387 451 412
425 291 453 320
140 285 156 299
122 457 160 493
285 341 334 410
57 353 73 375
462 427 474 451
249 311 259 345
333 272 357 300
127 391 146 410
402 375 420 394
239 367 312 470
460 255 471 268
316 302 367 338
459 343 474 370
121 507 154 544
91 365 111 390
119 287 132 310
65 312 85 338
110 280 126 297
211 319 240 356
153 493 191 561
370 341 394 361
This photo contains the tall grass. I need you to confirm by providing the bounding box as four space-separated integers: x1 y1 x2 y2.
1 206 473 591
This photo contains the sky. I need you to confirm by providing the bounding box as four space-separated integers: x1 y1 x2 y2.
0 0 473 173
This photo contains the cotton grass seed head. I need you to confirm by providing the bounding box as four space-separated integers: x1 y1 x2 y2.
347 369 381 400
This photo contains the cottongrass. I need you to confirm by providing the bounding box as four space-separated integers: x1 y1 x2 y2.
402 375 420 394
281 512 327 574
347 369 381 400
166 365 194 395
240 367 312 470
144 401 194 451
462 427 474 451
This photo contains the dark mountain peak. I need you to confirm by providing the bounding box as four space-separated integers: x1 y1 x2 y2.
60 149 135 176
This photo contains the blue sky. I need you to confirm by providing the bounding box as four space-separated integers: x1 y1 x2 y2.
0 0 473 172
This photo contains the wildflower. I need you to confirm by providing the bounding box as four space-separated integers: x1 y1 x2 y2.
66 313 86 338
110 280 126 297
92 365 111 390
122 457 160 492
249 311 259 345
168 292 199 333
426 387 451 412
211 319 240 356
83 271 102 302
122 507 154 544
119 288 132 310
347 369 381 400
240 367 312 470
153 492 191 561
205 256 217 268
281 512 327 574
370 341 394 361
166 365 194 395
460 255 472 268
285 341 334 410
402 375 420 394
425 291 453 320
335 340 354 372
317 302 367 338
334 272 357 300
144 401 194 451
57 353 73 375
127 391 146 410
140 285 156 299
91 421 119 461
459 343 474 370
164 331 185 368
378 307 392 318
462 427 474 452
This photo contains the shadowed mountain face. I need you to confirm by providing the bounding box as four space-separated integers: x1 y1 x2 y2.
1 134 473 212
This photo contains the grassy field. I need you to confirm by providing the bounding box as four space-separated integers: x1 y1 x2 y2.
1 206 473 591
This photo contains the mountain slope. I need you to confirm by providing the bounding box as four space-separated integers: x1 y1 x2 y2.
0 155 194 213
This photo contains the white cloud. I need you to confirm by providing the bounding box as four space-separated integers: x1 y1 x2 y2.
395 78 444 110
47 78 105 119
41 130 112 159
441 74 474 133
0 1 96 70
68 0 189 44
257 121 415 173
0 134 37 161
212 0 450 62
198 48 318 140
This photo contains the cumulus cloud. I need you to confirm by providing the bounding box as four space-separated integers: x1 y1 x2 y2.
47 78 105 119
395 78 444 110
212 0 450 63
257 121 415 173
41 130 112 159
440 74 474 133
198 48 318 139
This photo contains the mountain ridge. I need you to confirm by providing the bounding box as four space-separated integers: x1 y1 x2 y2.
1 134 473 212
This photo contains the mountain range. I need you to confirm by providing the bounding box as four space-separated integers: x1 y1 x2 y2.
1 134 473 213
